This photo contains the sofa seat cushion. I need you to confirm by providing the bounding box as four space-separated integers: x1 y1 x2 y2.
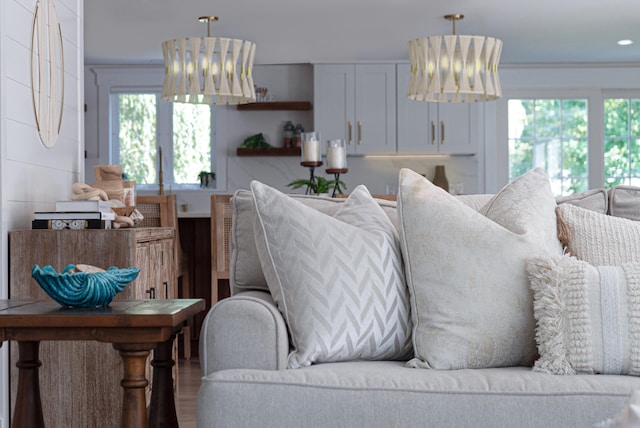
198 361 640 428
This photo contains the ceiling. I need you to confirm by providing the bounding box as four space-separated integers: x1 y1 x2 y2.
84 0 640 66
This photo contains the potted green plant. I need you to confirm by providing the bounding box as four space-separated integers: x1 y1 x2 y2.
287 176 346 196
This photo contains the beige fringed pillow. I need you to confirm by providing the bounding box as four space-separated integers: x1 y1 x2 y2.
528 255 640 376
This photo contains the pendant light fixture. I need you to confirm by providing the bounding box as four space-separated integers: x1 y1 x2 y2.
161 16 256 105
407 14 503 103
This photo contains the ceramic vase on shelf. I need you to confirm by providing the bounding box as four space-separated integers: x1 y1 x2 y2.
432 165 449 193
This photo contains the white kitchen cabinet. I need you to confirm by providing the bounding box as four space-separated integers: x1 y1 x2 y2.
314 64 396 155
396 63 478 154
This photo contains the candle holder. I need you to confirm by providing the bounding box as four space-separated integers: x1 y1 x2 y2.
325 139 348 197
326 168 348 197
301 161 323 195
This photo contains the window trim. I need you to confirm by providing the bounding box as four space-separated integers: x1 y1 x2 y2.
490 64 640 194
497 88 604 190
90 65 227 191
110 90 215 190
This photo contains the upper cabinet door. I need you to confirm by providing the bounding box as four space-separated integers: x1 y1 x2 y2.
353 64 396 155
314 64 396 155
396 63 477 155
397 63 437 153
314 64 355 145
437 102 475 154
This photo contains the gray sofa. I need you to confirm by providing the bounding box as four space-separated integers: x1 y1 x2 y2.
198 185 640 428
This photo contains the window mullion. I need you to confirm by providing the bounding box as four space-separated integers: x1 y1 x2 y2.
110 94 121 165
157 97 174 186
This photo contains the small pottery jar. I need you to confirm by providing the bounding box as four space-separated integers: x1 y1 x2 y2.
432 165 449 192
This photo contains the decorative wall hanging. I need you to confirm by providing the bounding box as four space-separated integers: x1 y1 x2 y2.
30 0 65 148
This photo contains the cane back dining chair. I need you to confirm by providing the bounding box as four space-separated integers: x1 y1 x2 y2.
210 194 233 306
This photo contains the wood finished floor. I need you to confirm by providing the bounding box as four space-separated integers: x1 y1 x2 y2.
176 358 201 428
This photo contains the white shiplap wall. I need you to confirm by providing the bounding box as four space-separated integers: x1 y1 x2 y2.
0 0 83 425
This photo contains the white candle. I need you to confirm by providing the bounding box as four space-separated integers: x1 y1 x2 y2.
327 146 345 169
303 139 320 162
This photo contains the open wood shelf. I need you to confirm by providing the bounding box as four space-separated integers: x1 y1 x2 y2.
236 147 301 157
236 101 312 111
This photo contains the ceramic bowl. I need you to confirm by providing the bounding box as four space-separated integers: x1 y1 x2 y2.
31 264 140 307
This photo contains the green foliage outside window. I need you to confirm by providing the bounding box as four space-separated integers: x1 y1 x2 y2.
510 97 640 195
604 99 640 187
115 93 213 186
173 103 212 184
118 94 157 184
508 99 588 195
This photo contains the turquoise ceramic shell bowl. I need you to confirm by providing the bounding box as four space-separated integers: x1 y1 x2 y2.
32 264 140 307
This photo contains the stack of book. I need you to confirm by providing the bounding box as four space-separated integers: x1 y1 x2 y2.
32 200 115 230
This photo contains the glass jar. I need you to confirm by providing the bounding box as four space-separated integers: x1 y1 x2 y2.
326 139 347 169
301 131 321 163
293 124 304 148
283 121 294 148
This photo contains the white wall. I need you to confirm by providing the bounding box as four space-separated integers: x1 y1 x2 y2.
0 0 84 425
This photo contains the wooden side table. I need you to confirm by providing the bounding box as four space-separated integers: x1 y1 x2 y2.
0 299 205 428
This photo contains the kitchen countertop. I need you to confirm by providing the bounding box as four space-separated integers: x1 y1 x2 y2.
177 211 210 218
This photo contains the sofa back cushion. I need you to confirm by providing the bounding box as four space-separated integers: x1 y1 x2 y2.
230 189 493 294
556 188 608 214
608 185 640 221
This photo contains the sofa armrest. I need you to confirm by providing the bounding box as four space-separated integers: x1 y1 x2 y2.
199 290 289 376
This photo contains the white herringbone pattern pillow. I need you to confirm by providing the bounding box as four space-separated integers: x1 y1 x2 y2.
251 182 412 368
399 168 562 370
528 255 640 376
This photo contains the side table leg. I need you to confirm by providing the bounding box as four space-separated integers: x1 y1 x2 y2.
13 341 44 428
149 334 179 428
113 343 153 428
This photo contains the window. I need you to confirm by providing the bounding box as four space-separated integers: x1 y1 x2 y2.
508 95 640 195
111 91 213 188
508 99 589 195
604 98 640 187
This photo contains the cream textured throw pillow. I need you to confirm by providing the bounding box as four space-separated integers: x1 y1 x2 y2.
251 182 412 368
528 255 640 376
557 202 640 265
398 168 562 369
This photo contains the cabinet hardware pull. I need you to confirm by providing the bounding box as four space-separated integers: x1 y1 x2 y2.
441 121 445 145
164 281 169 299
146 287 157 299
431 121 435 145
357 121 362 145
348 121 353 145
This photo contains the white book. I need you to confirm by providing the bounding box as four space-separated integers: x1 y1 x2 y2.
34 211 116 221
55 200 112 213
